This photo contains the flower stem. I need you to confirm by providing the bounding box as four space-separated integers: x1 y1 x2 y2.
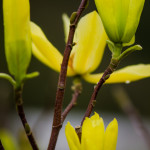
112 86 150 149
47 1 88 149
0 140 5 150
15 87 39 150
81 58 119 125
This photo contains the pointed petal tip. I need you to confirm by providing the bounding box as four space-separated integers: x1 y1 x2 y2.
62 13 68 19
112 118 118 126
89 10 100 19
108 118 118 131
92 112 100 120
91 10 98 15
66 121 71 128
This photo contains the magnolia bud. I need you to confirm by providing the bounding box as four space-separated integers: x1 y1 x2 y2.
3 0 31 86
95 0 145 43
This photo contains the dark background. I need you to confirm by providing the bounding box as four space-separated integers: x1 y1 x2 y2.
0 0 150 124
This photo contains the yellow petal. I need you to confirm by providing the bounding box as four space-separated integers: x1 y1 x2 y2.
95 0 144 43
32 43 52 67
123 35 135 47
104 118 118 150
83 64 150 84
72 11 107 74
62 14 78 44
31 22 75 76
95 0 120 42
3 0 31 84
121 0 145 42
65 122 81 150
81 112 105 150
62 14 70 43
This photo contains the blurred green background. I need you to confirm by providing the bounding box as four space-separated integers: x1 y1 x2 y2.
0 0 150 128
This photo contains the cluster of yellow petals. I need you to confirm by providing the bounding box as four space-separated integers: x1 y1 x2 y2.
65 113 118 150
31 11 150 84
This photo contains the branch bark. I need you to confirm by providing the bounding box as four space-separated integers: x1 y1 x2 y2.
61 81 82 122
47 1 88 149
15 87 39 150
81 59 119 125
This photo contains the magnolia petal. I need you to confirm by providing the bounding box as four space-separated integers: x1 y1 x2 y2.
31 22 75 76
95 0 120 42
121 0 145 42
32 43 52 67
104 119 118 150
72 11 107 74
62 14 78 44
81 112 105 150
123 35 135 47
62 14 70 43
83 64 150 84
65 122 81 150
95 0 144 43
115 0 130 41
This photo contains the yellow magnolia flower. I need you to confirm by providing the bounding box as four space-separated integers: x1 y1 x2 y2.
31 11 107 76
65 112 118 150
31 11 150 84
3 0 31 85
94 0 145 43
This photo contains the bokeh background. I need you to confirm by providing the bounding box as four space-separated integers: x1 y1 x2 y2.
0 0 150 150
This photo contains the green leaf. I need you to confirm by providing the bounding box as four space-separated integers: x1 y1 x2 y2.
0 73 16 87
118 45 142 61
24 72 40 81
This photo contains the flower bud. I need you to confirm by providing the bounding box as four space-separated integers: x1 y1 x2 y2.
3 0 31 85
95 0 145 43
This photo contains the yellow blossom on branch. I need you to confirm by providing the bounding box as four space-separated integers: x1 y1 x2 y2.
3 0 32 86
65 112 118 150
31 11 107 76
31 11 150 84
94 0 145 43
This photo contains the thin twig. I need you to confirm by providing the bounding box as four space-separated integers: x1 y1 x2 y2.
112 86 150 149
61 90 80 122
61 80 82 122
0 140 5 150
15 87 39 150
81 59 119 125
47 0 88 149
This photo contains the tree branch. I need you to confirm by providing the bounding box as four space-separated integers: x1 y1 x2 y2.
112 86 150 149
0 140 5 150
81 59 119 125
47 0 88 149
61 80 82 123
15 87 39 150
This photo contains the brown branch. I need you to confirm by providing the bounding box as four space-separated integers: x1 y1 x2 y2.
15 87 39 150
61 90 80 122
61 81 82 123
47 0 88 149
112 86 150 149
0 140 5 150
81 59 119 125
